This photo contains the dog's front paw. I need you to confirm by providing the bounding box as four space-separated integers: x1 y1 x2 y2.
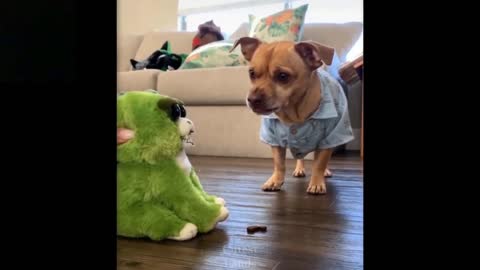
262 175 284 191
306 176 327 195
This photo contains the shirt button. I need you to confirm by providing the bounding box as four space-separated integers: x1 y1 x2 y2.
290 127 297 135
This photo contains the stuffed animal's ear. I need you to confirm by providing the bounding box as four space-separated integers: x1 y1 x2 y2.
130 59 138 68
160 41 171 52
161 41 168 50
117 128 134 145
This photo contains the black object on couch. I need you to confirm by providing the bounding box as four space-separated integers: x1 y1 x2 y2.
130 41 187 71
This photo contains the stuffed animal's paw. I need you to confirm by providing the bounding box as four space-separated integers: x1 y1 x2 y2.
197 205 229 233
215 206 229 223
167 223 198 241
214 197 226 206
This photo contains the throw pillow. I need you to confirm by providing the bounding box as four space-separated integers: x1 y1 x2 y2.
180 41 248 70
248 4 309 42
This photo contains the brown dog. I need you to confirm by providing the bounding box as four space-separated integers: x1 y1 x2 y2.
232 37 354 195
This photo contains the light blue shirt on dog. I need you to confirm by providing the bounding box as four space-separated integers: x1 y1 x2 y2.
259 69 354 159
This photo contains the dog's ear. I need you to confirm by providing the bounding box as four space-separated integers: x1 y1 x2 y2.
294 41 335 70
130 59 138 68
230 37 261 61
117 128 135 145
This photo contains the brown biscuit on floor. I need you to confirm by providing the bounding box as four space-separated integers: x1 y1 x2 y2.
247 226 267 234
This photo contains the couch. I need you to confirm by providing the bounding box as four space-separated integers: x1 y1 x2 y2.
117 22 363 160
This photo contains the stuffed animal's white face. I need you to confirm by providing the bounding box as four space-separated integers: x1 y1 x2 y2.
175 117 195 174
177 117 195 148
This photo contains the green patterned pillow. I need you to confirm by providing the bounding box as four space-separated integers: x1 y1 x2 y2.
180 41 248 70
249 4 308 42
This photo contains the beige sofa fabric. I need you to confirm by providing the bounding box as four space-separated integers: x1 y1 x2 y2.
117 69 162 92
302 22 363 61
117 34 144 72
185 106 314 160
157 66 250 105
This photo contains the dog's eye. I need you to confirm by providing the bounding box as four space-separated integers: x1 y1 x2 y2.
170 104 181 122
249 69 256 80
275 72 290 83
179 104 186 118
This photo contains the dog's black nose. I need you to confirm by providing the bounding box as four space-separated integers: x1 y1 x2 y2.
247 93 265 106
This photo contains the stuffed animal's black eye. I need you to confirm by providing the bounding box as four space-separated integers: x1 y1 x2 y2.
179 104 186 118
170 104 181 121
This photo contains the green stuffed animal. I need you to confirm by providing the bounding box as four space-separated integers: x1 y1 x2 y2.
117 90 229 241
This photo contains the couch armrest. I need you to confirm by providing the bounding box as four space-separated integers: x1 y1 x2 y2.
117 34 144 72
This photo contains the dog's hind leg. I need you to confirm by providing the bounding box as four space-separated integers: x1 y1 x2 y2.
292 159 332 177
292 159 306 177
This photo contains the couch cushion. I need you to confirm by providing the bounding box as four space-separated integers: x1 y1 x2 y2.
302 22 363 62
156 66 250 105
117 70 162 92
134 31 196 64
228 22 250 41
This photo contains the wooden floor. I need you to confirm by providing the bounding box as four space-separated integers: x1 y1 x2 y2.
117 153 363 270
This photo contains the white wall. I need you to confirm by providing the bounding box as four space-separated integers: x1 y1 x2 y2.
118 0 179 36
117 0 179 71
